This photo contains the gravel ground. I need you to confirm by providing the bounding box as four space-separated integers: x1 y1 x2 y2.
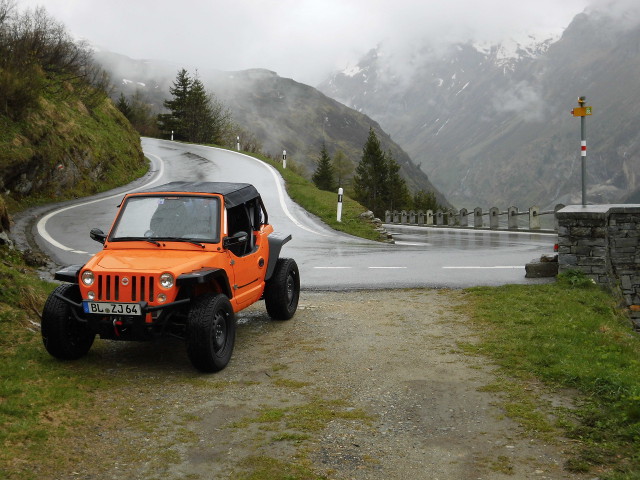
41 289 590 480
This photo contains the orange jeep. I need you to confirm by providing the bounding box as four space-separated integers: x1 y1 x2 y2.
41 182 300 372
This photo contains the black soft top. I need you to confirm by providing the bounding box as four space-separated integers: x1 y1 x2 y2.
140 182 261 208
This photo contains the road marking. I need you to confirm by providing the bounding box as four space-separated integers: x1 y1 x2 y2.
443 266 524 269
314 266 352 269
368 266 407 269
36 153 165 252
197 144 328 237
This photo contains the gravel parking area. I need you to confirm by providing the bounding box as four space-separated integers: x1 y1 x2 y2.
43 290 587 480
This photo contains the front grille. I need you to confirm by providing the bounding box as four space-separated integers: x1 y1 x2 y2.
96 274 155 302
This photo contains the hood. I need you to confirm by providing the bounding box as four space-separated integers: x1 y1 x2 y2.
87 248 220 274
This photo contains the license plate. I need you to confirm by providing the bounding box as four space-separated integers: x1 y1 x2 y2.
83 301 142 316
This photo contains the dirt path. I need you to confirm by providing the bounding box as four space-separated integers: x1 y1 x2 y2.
49 290 586 480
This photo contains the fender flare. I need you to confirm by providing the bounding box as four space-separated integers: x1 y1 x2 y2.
265 233 292 281
54 264 84 283
177 268 233 298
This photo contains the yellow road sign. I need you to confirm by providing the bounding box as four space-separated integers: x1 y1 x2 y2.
572 106 593 117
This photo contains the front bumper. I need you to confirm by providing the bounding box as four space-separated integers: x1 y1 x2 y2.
54 292 191 340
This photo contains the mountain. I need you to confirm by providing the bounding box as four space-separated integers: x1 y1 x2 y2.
94 51 450 207
318 5 640 209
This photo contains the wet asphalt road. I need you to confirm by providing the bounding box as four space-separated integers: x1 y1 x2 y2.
31 138 556 289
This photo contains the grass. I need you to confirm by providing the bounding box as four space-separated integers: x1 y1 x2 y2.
462 270 640 479
0 247 121 479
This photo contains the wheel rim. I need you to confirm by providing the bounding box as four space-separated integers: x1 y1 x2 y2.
286 271 297 306
212 310 228 353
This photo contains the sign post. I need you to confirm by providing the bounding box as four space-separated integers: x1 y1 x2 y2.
572 97 593 206
337 187 344 222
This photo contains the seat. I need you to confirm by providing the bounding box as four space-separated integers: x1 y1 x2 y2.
150 200 188 237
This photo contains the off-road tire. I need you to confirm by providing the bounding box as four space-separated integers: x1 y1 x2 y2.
264 258 300 320
41 284 95 360
186 293 236 372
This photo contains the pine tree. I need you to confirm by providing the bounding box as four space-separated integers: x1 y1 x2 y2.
384 152 410 212
353 128 389 217
115 93 132 120
312 142 337 191
158 69 232 144
412 190 440 211
184 75 212 143
158 68 191 139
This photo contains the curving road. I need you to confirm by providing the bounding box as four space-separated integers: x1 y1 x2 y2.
30 138 556 289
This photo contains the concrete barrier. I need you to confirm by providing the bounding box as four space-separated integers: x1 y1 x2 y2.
459 208 468 227
489 207 500 229
385 204 561 232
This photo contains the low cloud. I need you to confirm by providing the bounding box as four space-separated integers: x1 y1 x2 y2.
586 0 640 28
492 81 546 122
21 0 590 85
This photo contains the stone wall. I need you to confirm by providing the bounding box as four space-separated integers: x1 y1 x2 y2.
557 205 640 329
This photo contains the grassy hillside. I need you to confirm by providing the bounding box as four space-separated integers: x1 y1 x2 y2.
0 83 146 213
0 4 146 214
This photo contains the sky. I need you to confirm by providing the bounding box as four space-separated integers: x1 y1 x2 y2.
18 0 592 85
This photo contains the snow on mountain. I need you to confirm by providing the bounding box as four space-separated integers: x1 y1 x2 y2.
473 31 561 68
318 6 640 207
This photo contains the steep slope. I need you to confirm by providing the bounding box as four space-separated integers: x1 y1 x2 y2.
319 7 640 208
209 69 447 203
1 87 145 208
0 3 145 212
95 52 450 207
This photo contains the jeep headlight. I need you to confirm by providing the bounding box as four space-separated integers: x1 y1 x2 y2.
81 270 94 286
159 273 174 289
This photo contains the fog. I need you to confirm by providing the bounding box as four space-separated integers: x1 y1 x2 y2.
20 0 592 85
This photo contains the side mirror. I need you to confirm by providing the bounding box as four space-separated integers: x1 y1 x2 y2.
223 231 248 249
90 228 107 244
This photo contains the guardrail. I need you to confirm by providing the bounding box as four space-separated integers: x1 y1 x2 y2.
384 205 565 232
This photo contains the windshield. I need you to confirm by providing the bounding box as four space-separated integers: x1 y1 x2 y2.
110 195 220 243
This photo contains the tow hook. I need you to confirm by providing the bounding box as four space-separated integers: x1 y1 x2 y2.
113 318 123 337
